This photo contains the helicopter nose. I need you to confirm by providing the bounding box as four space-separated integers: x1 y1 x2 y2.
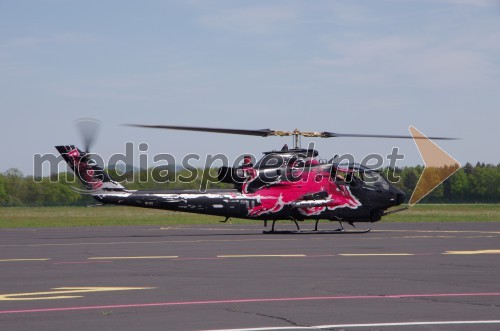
393 188 406 205
397 192 406 205
389 186 406 206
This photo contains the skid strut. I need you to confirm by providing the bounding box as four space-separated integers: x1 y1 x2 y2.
263 219 370 234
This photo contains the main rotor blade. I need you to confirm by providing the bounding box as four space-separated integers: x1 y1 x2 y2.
321 132 458 140
124 124 458 140
125 124 274 137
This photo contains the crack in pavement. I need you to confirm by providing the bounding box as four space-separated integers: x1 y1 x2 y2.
412 297 500 308
224 307 304 328
439 263 495 269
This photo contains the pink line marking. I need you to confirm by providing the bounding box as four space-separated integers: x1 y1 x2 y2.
1 292 500 315
305 254 337 258
53 261 113 265
173 258 224 261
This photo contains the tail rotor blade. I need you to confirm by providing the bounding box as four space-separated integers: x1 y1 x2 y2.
75 118 101 153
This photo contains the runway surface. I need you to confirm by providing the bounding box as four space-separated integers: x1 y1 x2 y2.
1 222 499 330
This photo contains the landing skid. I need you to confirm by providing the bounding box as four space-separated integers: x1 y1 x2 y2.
262 229 370 234
262 220 370 234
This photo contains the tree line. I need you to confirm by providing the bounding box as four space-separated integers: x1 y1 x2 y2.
0 162 498 207
386 162 499 203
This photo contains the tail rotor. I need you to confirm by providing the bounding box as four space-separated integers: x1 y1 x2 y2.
56 118 124 192
75 118 101 154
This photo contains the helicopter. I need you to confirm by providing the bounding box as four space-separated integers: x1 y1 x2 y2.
55 123 455 234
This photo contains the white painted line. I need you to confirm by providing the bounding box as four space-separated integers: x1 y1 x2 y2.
0 258 50 262
202 320 500 331
443 250 500 255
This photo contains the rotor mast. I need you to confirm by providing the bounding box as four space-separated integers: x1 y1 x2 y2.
270 128 312 149
293 129 300 149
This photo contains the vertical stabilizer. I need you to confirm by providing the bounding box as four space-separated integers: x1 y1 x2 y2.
55 145 125 191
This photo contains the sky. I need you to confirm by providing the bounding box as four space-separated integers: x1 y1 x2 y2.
1 0 499 175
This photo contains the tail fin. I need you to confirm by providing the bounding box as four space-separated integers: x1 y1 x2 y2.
55 145 125 191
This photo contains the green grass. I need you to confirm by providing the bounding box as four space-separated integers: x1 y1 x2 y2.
0 206 228 228
0 204 498 228
384 204 500 222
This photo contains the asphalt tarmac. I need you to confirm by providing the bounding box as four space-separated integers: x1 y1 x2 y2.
1 222 499 330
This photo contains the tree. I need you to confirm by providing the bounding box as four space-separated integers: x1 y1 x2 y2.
449 169 469 202
0 175 8 206
402 168 419 194
468 167 488 202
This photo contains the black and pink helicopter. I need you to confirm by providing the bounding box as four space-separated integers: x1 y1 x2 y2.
56 122 454 234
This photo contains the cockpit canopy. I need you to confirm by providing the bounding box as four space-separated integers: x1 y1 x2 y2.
255 148 319 169
334 162 390 190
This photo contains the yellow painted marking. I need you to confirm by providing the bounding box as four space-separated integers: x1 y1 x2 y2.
0 287 154 301
88 256 178 260
218 254 307 258
0 258 50 262
443 250 500 255
339 253 414 256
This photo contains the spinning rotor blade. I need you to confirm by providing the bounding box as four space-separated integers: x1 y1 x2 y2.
321 132 458 140
125 124 274 137
125 124 458 141
75 118 101 152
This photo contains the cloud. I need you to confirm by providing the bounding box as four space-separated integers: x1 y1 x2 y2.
196 4 301 33
314 40 493 89
0 33 100 51
0 32 104 80
311 17 500 90
436 0 500 6
322 1 383 26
